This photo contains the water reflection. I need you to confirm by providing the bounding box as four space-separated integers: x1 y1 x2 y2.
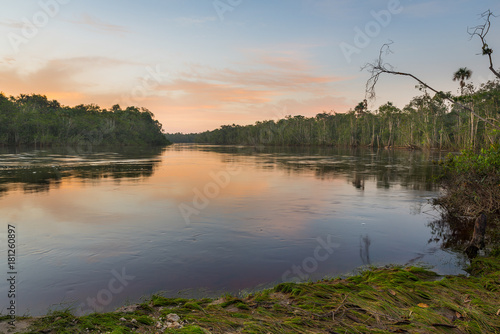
191 144 443 192
0 145 443 196
0 146 165 196
427 215 475 254
0 144 465 316
352 174 365 190
359 235 371 265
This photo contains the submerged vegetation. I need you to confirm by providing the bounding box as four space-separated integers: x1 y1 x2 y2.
3 254 499 333
0 93 170 147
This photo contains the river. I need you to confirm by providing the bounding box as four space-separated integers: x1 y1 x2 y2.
0 144 466 316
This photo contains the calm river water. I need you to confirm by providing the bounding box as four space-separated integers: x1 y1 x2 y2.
0 144 466 316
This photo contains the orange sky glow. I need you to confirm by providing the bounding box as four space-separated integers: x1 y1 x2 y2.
1 1 499 133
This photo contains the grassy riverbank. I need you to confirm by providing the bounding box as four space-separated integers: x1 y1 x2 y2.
2 146 499 334
2 254 499 334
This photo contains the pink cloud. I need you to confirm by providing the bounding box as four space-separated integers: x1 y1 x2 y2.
0 52 354 133
68 14 129 34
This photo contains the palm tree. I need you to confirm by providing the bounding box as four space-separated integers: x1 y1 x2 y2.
453 67 475 147
453 67 473 95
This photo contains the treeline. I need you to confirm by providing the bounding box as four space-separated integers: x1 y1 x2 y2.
165 132 197 143
191 80 500 149
0 93 170 146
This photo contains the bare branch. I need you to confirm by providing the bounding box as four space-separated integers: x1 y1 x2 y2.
362 41 393 100
468 10 500 79
362 43 500 130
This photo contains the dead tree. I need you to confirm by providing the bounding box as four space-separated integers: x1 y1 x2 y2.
362 42 500 131
468 10 500 80
465 214 487 259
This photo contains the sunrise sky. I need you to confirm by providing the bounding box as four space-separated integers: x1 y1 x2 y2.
0 0 499 133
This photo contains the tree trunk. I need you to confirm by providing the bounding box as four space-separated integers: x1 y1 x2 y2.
465 214 487 259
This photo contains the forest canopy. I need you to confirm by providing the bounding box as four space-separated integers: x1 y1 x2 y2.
189 78 500 149
0 93 170 147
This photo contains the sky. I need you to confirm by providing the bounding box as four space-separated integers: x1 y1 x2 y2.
0 0 499 133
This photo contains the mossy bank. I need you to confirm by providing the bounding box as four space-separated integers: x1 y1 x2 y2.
1 254 499 334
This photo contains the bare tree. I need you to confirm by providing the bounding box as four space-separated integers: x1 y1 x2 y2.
363 41 500 130
468 10 500 80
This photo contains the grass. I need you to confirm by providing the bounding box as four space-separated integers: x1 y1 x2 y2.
1 254 499 334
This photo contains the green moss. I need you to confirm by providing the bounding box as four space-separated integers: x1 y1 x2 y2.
165 325 207 333
273 282 303 295
18 258 500 334
283 316 306 325
135 315 154 325
253 289 271 302
183 302 203 310
406 266 439 278
151 295 189 307
138 302 154 312
220 298 244 308
235 302 250 310
467 253 500 276
0 315 11 322
25 310 78 333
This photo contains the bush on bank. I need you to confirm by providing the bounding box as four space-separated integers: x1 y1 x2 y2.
436 145 500 218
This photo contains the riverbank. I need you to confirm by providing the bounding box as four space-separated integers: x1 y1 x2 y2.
2 254 499 334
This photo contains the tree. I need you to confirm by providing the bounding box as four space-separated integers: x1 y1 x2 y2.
378 102 400 147
452 67 475 146
363 41 500 131
453 67 473 95
468 10 500 80
0 94 169 147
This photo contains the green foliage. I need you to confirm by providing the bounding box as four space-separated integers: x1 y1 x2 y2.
194 79 500 149
0 93 170 147
165 132 197 143
435 145 500 221
441 145 500 175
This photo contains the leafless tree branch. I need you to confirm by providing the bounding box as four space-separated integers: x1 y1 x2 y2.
362 43 500 130
468 10 500 79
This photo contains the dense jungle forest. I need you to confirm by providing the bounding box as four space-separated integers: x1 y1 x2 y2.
171 78 500 149
0 93 170 147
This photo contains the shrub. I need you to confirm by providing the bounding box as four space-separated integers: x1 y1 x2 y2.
435 145 500 218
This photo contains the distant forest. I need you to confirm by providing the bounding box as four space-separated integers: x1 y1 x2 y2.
0 93 170 147
165 132 197 143
168 79 500 150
